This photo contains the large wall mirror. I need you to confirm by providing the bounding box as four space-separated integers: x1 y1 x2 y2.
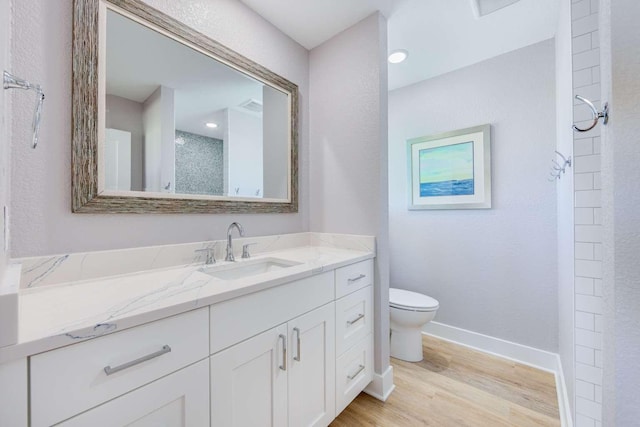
72 0 298 213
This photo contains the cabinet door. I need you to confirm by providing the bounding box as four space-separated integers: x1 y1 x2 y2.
211 324 288 427
58 359 209 427
288 303 336 427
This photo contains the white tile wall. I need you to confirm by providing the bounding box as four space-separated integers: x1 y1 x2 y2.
574 155 601 173
576 294 603 314
575 225 602 242
576 379 595 400
576 363 603 385
575 208 595 225
572 0 603 423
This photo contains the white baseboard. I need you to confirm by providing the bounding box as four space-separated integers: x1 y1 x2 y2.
423 321 573 426
423 321 558 371
364 365 395 402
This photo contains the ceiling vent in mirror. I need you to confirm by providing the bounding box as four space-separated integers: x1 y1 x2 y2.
239 98 263 113
471 0 521 18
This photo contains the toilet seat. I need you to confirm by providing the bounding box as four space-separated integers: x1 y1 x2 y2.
389 288 439 312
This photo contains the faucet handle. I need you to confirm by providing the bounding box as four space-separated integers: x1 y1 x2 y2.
241 243 258 259
195 245 216 264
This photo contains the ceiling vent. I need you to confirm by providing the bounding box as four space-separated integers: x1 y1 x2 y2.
471 0 521 18
239 98 263 113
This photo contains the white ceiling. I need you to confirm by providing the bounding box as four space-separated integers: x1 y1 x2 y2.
387 0 559 90
239 0 409 50
240 0 560 90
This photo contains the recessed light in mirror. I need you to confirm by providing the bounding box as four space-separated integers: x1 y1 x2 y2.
388 49 408 64
205 122 218 128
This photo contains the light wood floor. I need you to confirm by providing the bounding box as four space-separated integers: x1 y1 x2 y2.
331 335 560 427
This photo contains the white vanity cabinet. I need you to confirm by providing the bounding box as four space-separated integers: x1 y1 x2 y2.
210 260 374 426
56 359 210 427
211 323 288 426
22 257 375 427
211 304 335 427
29 308 209 427
210 272 336 427
287 303 336 427
333 261 374 415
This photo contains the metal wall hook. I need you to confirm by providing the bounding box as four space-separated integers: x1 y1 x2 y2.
3 70 45 149
549 150 572 181
573 95 608 133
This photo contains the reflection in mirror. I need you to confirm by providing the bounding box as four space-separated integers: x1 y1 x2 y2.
104 8 290 200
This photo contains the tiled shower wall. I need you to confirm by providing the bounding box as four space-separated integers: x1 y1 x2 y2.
175 130 224 196
572 0 603 425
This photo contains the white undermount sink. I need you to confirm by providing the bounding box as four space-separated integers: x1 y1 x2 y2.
199 257 301 280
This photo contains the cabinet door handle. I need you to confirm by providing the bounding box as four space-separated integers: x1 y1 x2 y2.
347 364 365 380
278 334 287 371
347 313 365 326
347 274 366 283
103 345 171 376
293 327 301 362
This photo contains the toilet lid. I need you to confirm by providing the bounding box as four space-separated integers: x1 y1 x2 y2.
389 288 439 311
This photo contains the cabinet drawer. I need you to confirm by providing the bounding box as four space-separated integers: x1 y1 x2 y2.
210 272 333 354
336 285 373 355
57 359 210 427
30 308 209 427
335 259 373 298
335 334 373 415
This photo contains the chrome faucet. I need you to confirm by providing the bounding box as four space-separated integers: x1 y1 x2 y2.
225 222 245 262
195 245 216 265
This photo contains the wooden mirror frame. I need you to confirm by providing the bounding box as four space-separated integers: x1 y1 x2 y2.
72 0 298 213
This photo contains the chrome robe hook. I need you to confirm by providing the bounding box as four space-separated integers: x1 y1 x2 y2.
3 70 45 149
573 95 608 133
549 150 572 181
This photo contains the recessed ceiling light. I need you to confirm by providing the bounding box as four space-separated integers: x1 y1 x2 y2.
388 49 408 64
205 122 218 129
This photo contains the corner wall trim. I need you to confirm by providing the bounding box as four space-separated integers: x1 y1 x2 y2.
423 321 573 426
555 355 574 427
364 365 395 402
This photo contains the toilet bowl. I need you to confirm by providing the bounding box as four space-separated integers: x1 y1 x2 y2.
389 288 439 362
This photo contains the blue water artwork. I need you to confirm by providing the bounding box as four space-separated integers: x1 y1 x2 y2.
419 142 475 197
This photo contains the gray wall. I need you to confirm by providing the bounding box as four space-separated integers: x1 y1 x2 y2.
175 130 223 196
9 0 309 256
389 40 558 352
105 94 143 191
310 13 390 375
602 0 640 424
556 0 575 415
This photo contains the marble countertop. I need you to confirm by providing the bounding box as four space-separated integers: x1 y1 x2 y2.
0 244 373 363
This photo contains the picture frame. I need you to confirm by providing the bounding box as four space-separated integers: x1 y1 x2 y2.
407 124 491 210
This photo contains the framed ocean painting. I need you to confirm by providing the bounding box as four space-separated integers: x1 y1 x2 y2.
407 125 491 210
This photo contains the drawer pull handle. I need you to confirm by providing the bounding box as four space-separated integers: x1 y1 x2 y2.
347 364 365 380
103 345 171 376
293 327 301 362
347 313 365 326
347 274 366 283
279 334 287 371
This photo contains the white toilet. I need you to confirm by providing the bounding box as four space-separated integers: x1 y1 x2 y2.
389 288 439 362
